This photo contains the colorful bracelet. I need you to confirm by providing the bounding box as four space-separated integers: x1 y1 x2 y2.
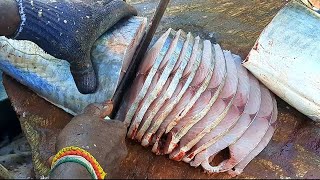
51 146 107 179
50 155 97 179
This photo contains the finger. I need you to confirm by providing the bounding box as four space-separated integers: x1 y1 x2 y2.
100 100 114 118
70 56 97 94
83 103 104 116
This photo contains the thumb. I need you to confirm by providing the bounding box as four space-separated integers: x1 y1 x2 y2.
69 55 97 94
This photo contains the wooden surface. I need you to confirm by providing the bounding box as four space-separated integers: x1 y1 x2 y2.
3 0 320 178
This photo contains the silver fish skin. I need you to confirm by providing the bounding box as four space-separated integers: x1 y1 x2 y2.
0 17 147 115
0 71 7 101
243 0 320 122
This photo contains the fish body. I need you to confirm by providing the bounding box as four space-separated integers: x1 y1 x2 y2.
0 17 147 115
244 0 320 122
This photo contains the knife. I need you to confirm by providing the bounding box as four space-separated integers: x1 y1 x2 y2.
110 0 171 119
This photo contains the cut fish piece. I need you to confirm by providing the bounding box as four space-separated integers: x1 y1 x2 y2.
164 44 228 157
243 0 320 122
116 74 146 121
207 85 274 173
165 40 215 134
150 39 205 153
188 74 261 167
175 54 250 162
135 32 194 141
162 40 215 154
127 30 184 138
123 29 172 127
142 37 201 147
151 40 214 154
227 100 278 177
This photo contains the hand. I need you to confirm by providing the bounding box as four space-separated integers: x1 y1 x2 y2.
49 102 128 179
6 0 137 94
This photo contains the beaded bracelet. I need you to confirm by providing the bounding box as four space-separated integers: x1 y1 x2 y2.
51 146 107 179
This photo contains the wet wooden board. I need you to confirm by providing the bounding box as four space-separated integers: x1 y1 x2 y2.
3 0 320 178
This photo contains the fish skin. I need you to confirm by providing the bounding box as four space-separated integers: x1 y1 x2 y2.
243 0 320 122
0 17 147 115
188 74 261 167
136 32 194 142
0 71 7 101
127 30 184 139
123 28 172 127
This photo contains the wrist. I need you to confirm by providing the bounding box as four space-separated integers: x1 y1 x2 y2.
50 162 93 179
50 146 107 179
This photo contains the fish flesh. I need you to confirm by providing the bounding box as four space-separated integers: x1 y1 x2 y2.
124 28 172 127
210 85 274 173
243 0 320 122
0 17 278 175
178 54 251 162
0 17 147 115
135 32 194 142
188 74 261 166
119 28 277 175
227 98 278 177
163 40 216 154
142 36 201 148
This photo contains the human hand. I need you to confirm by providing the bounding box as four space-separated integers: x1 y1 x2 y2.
49 102 128 179
7 0 137 94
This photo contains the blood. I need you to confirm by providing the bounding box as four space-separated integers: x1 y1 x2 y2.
252 42 259 51
171 151 186 161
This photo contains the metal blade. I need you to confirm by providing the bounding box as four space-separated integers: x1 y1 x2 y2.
110 0 171 118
